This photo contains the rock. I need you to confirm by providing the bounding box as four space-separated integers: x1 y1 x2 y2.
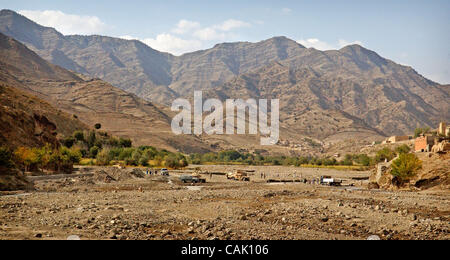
320 217 329 222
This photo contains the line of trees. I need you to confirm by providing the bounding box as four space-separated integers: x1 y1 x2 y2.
61 130 188 169
188 145 412 168
0 144 81 173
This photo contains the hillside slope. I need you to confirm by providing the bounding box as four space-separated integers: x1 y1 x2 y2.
0 32 211 153
0 84 87 149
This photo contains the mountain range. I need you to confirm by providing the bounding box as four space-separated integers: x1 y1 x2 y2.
0 9 448 155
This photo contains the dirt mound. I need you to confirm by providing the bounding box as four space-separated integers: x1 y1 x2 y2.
92 168 145 183
412 153 450 191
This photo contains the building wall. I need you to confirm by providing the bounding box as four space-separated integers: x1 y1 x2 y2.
415 136 435 152
388 136 409 143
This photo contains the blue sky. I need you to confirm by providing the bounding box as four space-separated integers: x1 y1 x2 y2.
1 0 449 83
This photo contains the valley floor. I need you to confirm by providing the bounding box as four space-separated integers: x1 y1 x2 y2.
0 165 448 240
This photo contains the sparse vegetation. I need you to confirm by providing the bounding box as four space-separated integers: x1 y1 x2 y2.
375 147 396 163
59 131 188 168
414 127 430 138
395 144 411 155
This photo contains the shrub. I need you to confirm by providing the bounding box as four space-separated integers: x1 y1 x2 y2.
73 131 85 142
89 146 100 158
164 154 180 169
61 147 82 164
391 153 422 182
96 149 112 166
414 127 430 138
119 138 132 148
62 136 76 148
94 123 102 130
355 154 371 166
395 144 411 155
375 148 396 162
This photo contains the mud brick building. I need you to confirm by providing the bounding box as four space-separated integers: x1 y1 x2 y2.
415 136 435 152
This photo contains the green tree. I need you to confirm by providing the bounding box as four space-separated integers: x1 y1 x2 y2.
355 154 371 166
119 138 132 148
87 131 97 148
414 127 430 138
375 148 396 162
139 153 150 166
89 146 100 158
73 131 85 142
395 144 411 155
62 136 76 148
164 154 180 168
96 149 112 166
391 154 422 182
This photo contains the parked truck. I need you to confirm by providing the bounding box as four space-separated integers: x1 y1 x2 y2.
226 170 250 182
180 173 206 184
319 176 342 186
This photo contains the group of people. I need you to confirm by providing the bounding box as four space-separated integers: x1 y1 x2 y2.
145 169 158 175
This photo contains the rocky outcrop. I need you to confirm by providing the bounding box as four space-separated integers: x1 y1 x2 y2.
369 152 450 191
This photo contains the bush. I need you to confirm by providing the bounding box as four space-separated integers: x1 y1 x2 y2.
355 154 371 166
96 149 112 166
74 131 85 142
414 127 430 138
0 147 14 168
119 138 132 148
94 123 102 130
391 153 422 182
89 146 100 158
375 148 396 162
61 147 82 164
164 154 180 168
395 144 411 155
62 136 76 148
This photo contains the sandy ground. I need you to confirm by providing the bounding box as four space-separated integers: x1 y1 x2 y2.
0 165 448 240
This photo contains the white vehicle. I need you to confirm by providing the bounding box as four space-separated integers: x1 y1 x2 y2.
160 168 169 176
320 176 342 186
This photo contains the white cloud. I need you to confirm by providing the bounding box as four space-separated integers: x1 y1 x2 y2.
298 38 335 50
214 19 251 31
124 18 254 55
297 38 363 50
19 10 107 35
193 27 227 41
192 19 250 41
121 34 202 55
172 20 201 35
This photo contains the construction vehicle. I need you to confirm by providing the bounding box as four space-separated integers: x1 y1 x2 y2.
226 170 250 182
319 176 342 186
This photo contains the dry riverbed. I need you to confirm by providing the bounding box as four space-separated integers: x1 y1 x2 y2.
0 165 448 240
